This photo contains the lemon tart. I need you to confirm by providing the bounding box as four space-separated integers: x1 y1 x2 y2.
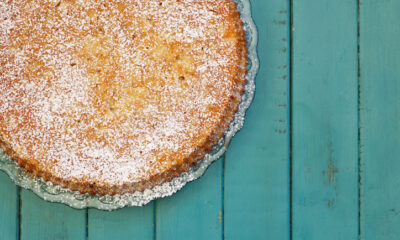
0 0 247 195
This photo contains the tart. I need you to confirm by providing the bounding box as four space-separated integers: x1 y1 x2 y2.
0 0 247 195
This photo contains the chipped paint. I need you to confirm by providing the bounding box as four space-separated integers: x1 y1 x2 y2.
327 199 336 208
327 141 339 183
217 210 223 225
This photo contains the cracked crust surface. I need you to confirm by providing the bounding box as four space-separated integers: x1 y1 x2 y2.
0 0 247 195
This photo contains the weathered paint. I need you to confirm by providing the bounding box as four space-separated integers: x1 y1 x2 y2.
88 203 154 240
224 0 291 239
291 0 359 239
0 172 18 240
20 189 86 240
359 0 400 239
156 158 223 240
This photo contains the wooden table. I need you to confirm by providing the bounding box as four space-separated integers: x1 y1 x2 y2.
0 0 399 239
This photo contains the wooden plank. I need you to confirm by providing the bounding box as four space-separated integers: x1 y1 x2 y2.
291 0 358 239
20 189 86 240
224 0 290 239
88 203 154 240
359 1 400 239
155 158 223 240
0 172 18 240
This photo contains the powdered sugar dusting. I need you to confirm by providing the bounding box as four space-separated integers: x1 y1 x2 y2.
0 0 243 186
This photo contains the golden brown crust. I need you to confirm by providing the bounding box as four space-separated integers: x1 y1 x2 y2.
0 0 247 195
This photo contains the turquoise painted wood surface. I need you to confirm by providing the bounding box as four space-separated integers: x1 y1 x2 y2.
291 0 359 239
156 158 223 240
0 172 18 240
359 0 400 239
88 203 154 240
224 0 290 239
1 0 400 239
20 190 86 240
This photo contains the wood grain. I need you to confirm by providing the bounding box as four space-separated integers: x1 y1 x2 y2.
155 158 223 240
0 172 18 240
359 1 400 239
291 0 359 239
224 0 291 239
20 190 86 240
88 203 154 240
